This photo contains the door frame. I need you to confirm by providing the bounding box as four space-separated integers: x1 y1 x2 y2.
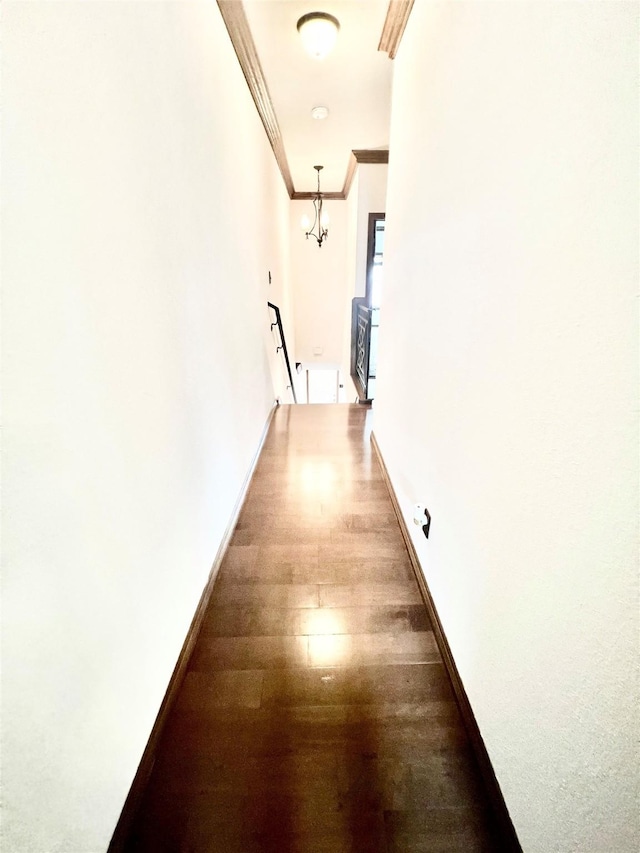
365 212 386 308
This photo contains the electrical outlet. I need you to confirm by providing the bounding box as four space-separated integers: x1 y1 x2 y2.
413 504 431 539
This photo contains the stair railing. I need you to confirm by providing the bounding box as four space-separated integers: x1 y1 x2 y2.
350 297 373 401
267 302 297 404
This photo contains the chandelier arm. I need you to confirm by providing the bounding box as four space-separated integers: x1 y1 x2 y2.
306 197 320 237
303 166 328 247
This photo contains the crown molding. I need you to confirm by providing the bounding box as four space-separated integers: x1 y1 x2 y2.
218 1 389 201
292 191 346 201
353 149 389 165
341 153 360 200
341 149 389 197
294 150 389 201
378 0 415 59
217 0 295 197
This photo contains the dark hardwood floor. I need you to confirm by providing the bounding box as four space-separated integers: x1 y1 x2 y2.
124 404 498 852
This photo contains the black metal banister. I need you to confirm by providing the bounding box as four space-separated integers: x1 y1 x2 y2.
350 297 373 401
267 302 297 404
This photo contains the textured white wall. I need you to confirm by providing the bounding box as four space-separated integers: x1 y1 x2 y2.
290 198 349 364
374 2 639 851
2 2 291 850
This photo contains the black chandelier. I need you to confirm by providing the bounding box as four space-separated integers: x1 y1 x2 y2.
301 165 329 248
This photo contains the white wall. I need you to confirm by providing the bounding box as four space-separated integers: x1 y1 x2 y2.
290 198 349 364
353 163 388 299
1 3 291 851
341 170 362 398
266 197 296 404
375 3 639 851
290 164 387 386
340 164 389 394
346 170 361 302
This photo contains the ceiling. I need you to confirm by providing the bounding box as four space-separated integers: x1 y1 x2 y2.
239 0 394 194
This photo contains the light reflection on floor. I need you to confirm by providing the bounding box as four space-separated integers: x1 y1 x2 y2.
296 458 342 499
304 608 343 636
305 608 350 667
308 633 352 667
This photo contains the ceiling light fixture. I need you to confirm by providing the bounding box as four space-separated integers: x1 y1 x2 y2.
301 166 329 248
296 12 340 60
311 105 329 120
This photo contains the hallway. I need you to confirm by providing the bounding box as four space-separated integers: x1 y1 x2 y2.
125 404 498 852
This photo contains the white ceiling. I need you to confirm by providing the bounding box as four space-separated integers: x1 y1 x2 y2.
243 0 393 193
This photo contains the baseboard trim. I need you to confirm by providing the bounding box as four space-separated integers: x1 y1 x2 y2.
108 403 278 852
370 431 522 853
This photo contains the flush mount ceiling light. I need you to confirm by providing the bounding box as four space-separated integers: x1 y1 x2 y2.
296 12 340 60
311 105 329 120
301 166 329 248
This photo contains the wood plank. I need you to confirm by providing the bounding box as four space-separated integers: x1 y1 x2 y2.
120 406 504 852
108 404 277 852
371 429 522 852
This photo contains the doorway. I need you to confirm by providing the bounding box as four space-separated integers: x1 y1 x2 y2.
350 213 385 402
366 213 385 309
307 368 339 404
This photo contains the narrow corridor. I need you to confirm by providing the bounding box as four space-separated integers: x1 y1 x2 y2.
126 405 498 852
